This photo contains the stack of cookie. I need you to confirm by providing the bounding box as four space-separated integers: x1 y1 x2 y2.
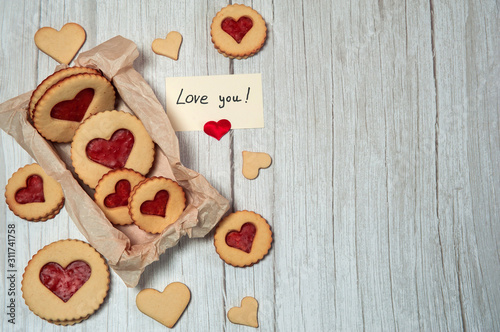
29 67 115 143
5 163 64 222
21 239 110 325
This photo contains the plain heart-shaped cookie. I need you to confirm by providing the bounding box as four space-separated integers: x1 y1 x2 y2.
204 119 232 140
242 151 272 179
152 31 183 60
136 282 191 328
34 23 86 64
227 296 259 328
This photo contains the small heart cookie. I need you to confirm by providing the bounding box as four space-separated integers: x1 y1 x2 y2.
136 282 191 328
152 31 183 60
242 151 272 179
227 296 259 328
34 23 86 64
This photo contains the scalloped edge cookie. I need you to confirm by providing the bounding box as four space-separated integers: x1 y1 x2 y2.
214 210 272 267
5 163 65 221
33 73 115 143
128 177 186 234
29 67 101 119
71 110 155 189
211 4 267 59
21 239 110 324
94 168 145 225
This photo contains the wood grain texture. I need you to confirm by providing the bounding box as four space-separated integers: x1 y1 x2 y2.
0 0 499 331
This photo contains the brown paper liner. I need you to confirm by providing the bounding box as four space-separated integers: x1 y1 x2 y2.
0 36 230 287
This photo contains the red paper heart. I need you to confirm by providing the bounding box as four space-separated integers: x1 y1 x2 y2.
204 119 231 140
15 175 45 204
86 129 135 169
50 88 95 122
225 222 257 253
39 260 91 302
104 180 131 208
140 190 170 217
221 17 254 43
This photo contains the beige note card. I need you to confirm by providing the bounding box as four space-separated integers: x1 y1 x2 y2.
165 73 264 131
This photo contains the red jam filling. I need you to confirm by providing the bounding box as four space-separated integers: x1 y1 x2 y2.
39 260 91 303
86 129 135 169
221 17 253 43
15 175 45 204
50 88 95 122
225 222 257 253
140 190 169 217
104 180 131 208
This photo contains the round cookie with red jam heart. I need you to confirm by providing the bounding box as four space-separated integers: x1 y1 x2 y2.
214 210 272 267
33 73 115 143
71 110 155 189
211 4 267 59
21 239 110 324
5 163 65 222
29 67 101 120
94 168 145 225
128 177 186 234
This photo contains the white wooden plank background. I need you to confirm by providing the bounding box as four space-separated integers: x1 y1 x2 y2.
1 0 499 331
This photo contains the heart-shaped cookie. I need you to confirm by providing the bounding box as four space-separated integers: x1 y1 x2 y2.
152 31 183 60
227 296 259 328
204 119 232 140
136 282 191 328
242 151 272 179
34 23 86 64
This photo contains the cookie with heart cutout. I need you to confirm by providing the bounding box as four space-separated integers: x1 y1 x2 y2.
21 239 110 324
128 176 186 234
32 73 115 143
71 110 155 189
94 168 145 225
214 210 272 267
211 4 267 59
5 163 65 222
29 67 101 120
